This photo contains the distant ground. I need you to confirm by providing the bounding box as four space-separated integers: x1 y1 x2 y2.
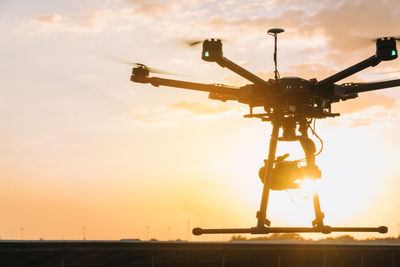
230 233 400 244
1 240 400 267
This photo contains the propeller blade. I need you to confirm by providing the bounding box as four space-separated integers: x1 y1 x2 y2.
344 35 400 48
186 40 203 47
368 36 400 43
106 57 185 76
101 55 139 66
370 69 400 75
147 66 182 76
183 38 226 47
344 78 399 85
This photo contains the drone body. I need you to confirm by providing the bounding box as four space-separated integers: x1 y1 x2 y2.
130 29 400 236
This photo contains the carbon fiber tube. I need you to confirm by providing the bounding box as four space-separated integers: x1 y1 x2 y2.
317 55 380 86
193 226 387 236
344 79 400 94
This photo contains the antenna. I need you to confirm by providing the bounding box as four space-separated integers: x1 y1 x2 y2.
267 28 285 80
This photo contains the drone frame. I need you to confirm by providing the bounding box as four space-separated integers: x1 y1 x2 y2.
130 33 400 236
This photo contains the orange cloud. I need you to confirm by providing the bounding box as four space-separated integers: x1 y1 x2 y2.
198 9 307 35
125 0 147 4
32 12 100 33
36 13 63 24
287 63 337 80
307 0 400 52
133 2 175 17
128 101 238 125
335 92 398 114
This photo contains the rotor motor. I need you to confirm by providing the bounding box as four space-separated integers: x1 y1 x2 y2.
202 39 223 62
132 65 150 77
376 37 397 61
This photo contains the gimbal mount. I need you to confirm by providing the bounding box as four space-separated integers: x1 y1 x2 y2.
130 28 400 236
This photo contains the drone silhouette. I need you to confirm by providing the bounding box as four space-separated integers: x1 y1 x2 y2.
130 28 400 236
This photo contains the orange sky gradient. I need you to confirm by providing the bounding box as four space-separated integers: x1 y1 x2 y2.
0 0 400 241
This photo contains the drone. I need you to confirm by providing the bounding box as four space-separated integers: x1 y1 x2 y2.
130 28 400 236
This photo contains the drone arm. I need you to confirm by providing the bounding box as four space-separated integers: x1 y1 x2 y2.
343 78 400 94
216 57 271 87
131 75 239 99
317 55 381 87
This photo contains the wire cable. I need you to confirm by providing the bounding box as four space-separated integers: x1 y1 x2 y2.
308 119 324 157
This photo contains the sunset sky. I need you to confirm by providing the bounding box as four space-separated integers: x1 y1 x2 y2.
1 0 400 241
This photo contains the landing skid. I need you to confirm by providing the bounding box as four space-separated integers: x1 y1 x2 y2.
193 114 388 237
193 226 388 236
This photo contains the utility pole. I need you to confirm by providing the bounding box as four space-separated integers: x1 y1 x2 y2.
20 228 24 240
82 227 86 240
186 218 191 241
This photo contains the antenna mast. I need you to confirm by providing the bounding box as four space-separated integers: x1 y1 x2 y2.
267 28 285 80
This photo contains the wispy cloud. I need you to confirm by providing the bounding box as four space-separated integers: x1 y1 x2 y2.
335 93 398 114
129 101 240 125
287 63 337 80
25 14 93 34
167 101 231 115
36 13 63 24
24 8 137 35
305 0 400 52
133 2 175 17
197 9 307 36
325 95 400 128
325 108 400 128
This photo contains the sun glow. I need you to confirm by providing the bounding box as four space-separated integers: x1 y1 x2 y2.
299 178 317 197
229 124 392 231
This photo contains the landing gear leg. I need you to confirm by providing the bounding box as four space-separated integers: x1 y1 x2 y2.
312 193 325 227
256 117 281 228
298 121 325 227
